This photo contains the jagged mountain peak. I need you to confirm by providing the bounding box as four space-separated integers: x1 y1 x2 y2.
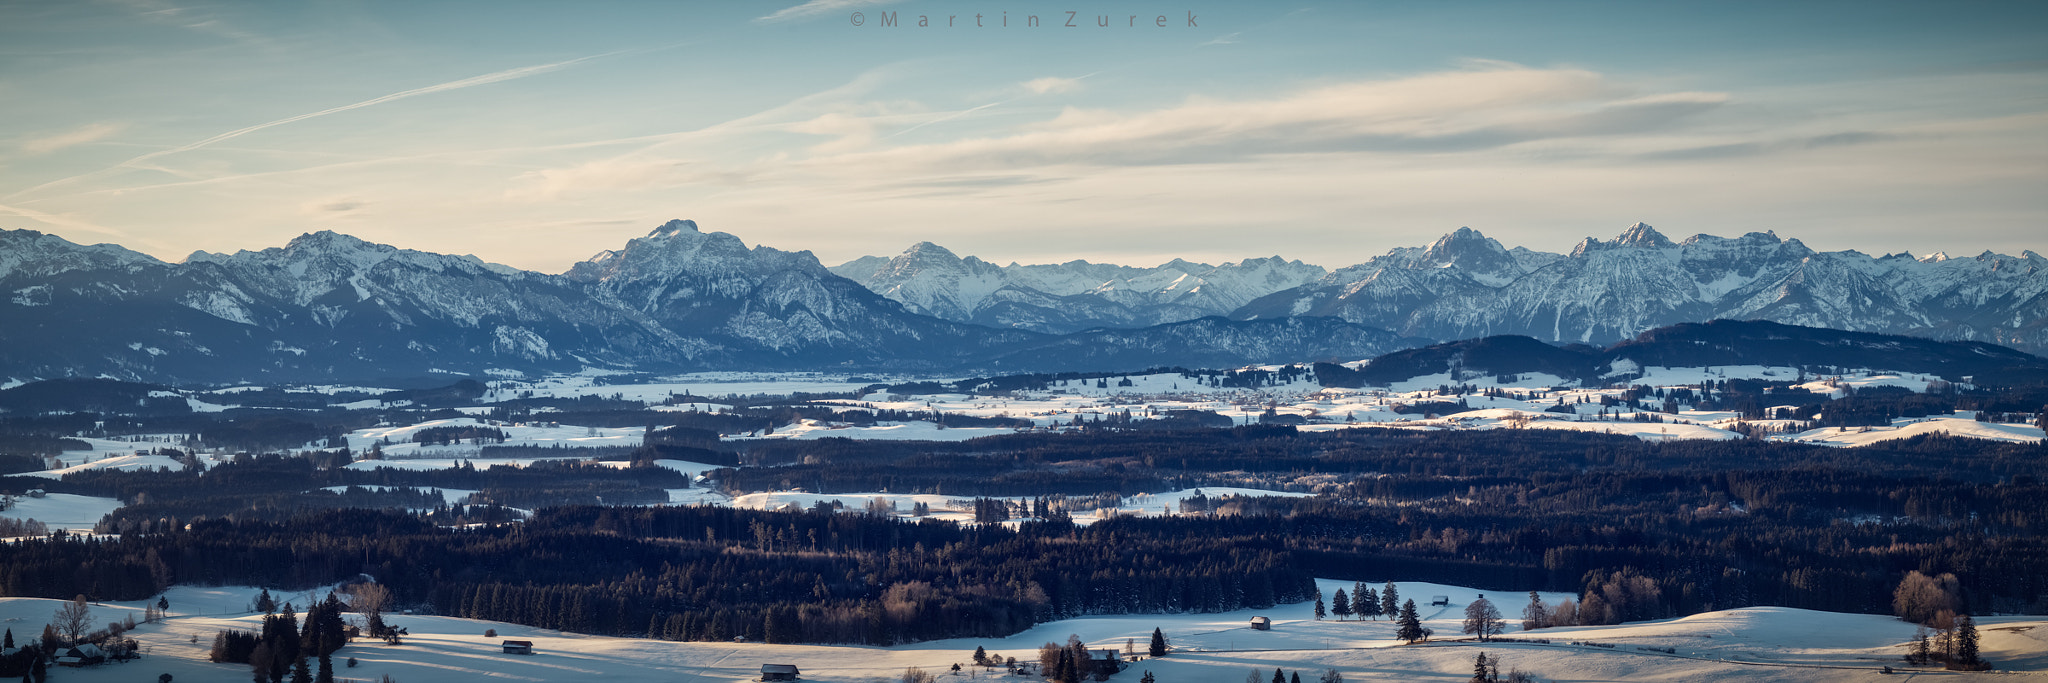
1568 222 1676 256
275 230 401 267
1679 230 1784 248
568 219 826 286
189 230 511 278
901 241 963 261
1615 222 1675 248
1422 227 1510 263
0 229 161 281
648 219 700 237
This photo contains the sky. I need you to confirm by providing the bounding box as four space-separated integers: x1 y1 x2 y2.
1 0 2044 272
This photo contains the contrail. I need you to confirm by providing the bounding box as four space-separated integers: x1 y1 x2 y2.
887 72 1100 139
5 51 617 201
888 101 1007 139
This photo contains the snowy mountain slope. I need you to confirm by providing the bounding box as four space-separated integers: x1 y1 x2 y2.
0 228 687 383
0 223 1408 383
832 243 1326 334
1230 223 2048 353
981 316 1424 372
563 220 1045 368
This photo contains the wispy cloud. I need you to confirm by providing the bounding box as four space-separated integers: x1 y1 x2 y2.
807 63 1715 173
302 197 368 216
0 202 130 240
1022 76 1086 95
1199 32 1241 47
20 122 127 155
755 0 894 23
6 52 618 201
885 74 1093 140
107 0 264 43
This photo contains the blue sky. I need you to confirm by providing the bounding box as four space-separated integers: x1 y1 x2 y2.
2 1 2043 271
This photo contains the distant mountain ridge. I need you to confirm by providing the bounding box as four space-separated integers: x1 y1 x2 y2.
0 221 1414 384
829 243 1326 334
839 223 2048 355
1321 319 2048 388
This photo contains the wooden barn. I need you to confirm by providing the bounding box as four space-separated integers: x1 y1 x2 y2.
501 640 534 655
1250 616 1271 630
761 664 801 681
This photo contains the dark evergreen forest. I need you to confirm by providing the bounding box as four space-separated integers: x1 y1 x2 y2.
1 424 2043 645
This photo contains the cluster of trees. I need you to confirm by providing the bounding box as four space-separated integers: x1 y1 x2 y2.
1467 652 1538 683
1245 666 1346 683
1 453 691 532
409 425 507 446
207 592 353 682
1892 571 1988 670
1322 582 1392 621
1035 635 1111 683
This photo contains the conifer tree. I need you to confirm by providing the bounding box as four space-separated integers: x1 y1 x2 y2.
1313 593 1326 621
1380 584 1400 622
1521 592 1548 631
1471 652 1491 683
1148 628 1167 657
1952 615 1981 670
1358 588 1381 621
1332 589 1351 621
1395 600 1424 644
1272 667 1286 683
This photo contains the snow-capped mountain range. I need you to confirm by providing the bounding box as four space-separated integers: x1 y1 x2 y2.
4 219 2042 384
829 243 1326 334
840 223 2048 354
0 221 1413 384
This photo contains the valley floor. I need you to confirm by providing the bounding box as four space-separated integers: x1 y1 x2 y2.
5 580 2041 683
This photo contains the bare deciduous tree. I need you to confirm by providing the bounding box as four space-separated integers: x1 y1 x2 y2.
1893 571 1962 626
53 594 94 641
345 583 390 619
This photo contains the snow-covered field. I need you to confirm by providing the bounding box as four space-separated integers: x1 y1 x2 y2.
344 418 644 458
30 434 194 474
7 580 2040 683
0 492 123 533
1776 413 2043 447
733 420 1024 442
696 366 2017 448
